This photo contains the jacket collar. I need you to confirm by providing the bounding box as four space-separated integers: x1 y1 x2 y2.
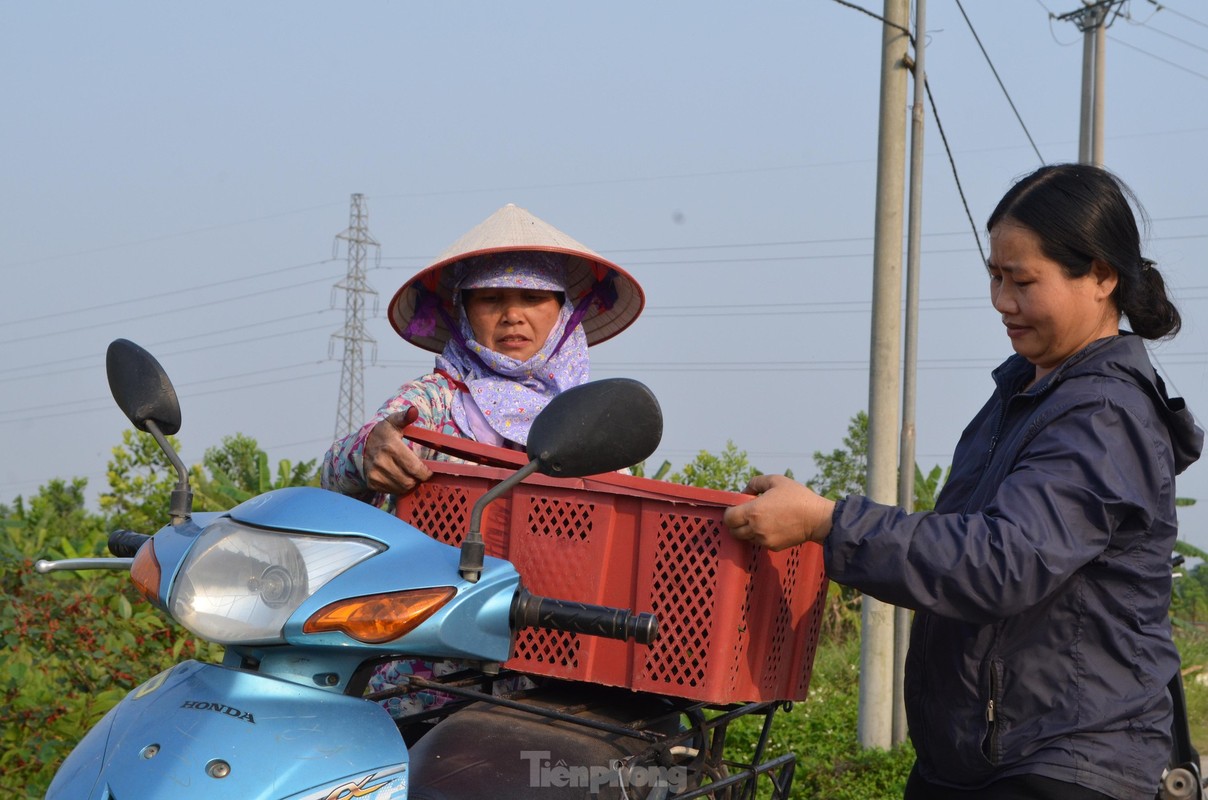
990 332 1203 474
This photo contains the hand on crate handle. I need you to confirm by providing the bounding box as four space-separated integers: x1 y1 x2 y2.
723 474 835 552
364 406 434 496
401 417 531 469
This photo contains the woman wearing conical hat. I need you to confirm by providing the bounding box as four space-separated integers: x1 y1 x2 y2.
321 203 644 508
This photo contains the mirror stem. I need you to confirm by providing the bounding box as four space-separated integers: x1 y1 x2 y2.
459 459 541 583
145 419 193 526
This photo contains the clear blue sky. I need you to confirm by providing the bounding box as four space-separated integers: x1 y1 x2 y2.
3 2 1207 546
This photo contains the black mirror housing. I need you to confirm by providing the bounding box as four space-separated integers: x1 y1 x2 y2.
526 378 662 478
106 339 182 435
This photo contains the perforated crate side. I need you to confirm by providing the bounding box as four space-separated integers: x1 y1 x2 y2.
792 554 829 699
636 507 748 702
762 545 801 697
502 487 629 684
728 545 762 699
743 543 830 701
510 627 582 674
398 477 479 547
508 488 616 610
717 541 802 701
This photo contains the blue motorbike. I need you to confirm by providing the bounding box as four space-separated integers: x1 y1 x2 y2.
38 339 797 799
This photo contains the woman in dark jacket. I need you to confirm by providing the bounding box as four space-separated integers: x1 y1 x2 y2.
724 164 1203 800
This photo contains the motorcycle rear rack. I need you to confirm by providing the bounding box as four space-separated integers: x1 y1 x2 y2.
368 670 797 799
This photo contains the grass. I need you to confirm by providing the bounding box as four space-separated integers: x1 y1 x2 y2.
726 635 915 800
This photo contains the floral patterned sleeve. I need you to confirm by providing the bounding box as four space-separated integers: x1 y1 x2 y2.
320 372 462 502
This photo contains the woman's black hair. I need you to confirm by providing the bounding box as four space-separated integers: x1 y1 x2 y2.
986 163 1181 340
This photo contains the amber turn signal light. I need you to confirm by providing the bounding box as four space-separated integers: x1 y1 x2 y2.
130 539 162 605
303 587 457 644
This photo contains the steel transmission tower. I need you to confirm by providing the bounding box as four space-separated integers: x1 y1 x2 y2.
330 193 380 440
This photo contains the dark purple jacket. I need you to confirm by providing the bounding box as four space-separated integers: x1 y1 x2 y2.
826 334 1203 799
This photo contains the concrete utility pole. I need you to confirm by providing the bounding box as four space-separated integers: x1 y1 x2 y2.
330 193 380 441
894 0 927 749
1058 0 1125 165
861 0 910 751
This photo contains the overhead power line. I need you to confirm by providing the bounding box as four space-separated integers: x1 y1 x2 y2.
921 79 986 264
829 0 913 37
0 319 336 385
0 258 337 331
0 363 339 425
7 228 1201 355
1129 15 1208 55
0 272 341 347
827 0 985 262
1147 0 1208 29
375 215 1207 263
0 203 347 272
1109 34 1208 81
954 0 1045 162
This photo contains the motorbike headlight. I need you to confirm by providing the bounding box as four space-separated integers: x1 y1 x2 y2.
169 518 383 645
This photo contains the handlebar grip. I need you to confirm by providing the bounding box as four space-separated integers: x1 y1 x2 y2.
108 529 151 558
511 589 659 645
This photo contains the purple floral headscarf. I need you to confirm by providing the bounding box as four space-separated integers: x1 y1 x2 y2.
435 252 589 446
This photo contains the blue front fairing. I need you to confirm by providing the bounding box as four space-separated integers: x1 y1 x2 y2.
46 661 408 800
147 487 521 667
232 488 520 664
226 486 425 545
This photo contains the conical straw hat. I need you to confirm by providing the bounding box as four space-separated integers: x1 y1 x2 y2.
388 203 644 353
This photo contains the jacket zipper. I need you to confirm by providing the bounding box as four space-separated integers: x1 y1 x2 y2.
965 375 1046 515
984 663 1002 764
965 403 1008 516
991 370 1063 462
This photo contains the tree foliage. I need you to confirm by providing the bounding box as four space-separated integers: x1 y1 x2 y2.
3 478 106 556
630 459 671 481
806 412 950 639
194 433 319 510
912 464 949 513
97 429 181 533
807 412 869 500
805 411 947 511
669 440 764 493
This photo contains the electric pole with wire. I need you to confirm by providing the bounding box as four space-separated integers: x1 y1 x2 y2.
330 193 380 441
1056 0 1128 165
861 0 911 752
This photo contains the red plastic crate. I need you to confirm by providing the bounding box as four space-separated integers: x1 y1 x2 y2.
394 432 829 704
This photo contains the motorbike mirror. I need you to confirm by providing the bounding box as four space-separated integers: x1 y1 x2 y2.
526 378 663 478
106 338 182 436
459 378 663 583
106 339 193 524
